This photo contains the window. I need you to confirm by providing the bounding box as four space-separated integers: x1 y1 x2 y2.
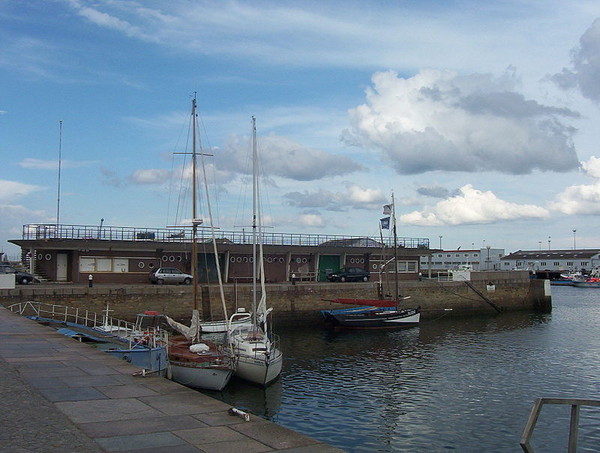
567 262 574 266
554 262 560 266
540 262 546 266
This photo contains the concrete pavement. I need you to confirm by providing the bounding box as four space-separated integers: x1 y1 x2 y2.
0 306 344 452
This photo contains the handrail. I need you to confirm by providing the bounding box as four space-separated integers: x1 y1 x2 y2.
20 223 430 249
6 301 136 334
520 397 600 452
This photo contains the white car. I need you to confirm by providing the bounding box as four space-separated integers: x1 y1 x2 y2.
149 267 193 285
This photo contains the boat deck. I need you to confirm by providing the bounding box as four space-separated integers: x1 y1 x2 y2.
0 306 344 452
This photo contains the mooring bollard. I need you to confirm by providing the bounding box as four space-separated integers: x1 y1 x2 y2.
88 274 93 288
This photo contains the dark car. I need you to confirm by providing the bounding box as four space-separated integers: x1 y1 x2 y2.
327 267 370 282
0 264 35 284
149 267 193 285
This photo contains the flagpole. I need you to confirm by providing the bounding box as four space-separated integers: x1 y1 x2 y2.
392 192 399 305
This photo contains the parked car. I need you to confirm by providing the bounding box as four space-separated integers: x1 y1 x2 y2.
0 264 35 284
327 267 370 282
149 267 193 285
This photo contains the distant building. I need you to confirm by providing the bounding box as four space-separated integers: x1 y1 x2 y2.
420 248 505 273
500 249 600 272
9 223 431 284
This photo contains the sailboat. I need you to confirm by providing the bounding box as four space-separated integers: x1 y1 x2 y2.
227 116 283 386
164 95 234 391
321 193 421 330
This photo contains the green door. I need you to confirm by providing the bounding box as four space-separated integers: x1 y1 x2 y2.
318 255 340 281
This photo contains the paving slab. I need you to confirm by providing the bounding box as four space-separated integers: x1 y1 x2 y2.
0 306 346 452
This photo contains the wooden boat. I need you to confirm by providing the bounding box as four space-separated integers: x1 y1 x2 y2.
321 194 420 331
164 95 234 391
321 304 420 330
227 117 283 386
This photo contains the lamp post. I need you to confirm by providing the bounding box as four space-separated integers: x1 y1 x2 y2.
548 236 551 250
539 241 542 250
439 235 443 250
486 245 491 270
573 229 577 250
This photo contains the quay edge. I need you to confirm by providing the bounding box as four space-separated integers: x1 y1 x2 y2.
0 271 551 324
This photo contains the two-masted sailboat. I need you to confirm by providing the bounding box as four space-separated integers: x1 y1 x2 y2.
226 117 283 386
164 95 234 391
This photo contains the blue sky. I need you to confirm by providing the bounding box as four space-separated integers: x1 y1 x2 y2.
2 0 600 258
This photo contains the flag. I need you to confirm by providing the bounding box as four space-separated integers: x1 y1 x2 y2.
383 204 393 215
380 217 390 229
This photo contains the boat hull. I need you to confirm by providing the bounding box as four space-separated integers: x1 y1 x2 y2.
321 306 421 330
169 361 232 391
234 349 283 386
572 281 600 288
168 336 233 391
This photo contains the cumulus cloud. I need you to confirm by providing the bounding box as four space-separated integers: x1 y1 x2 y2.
0 180 44 202
342 69 580 175
400 184 549 226
552 18 600 103
550 156 600 215
219 133 364 181
284 184 387 211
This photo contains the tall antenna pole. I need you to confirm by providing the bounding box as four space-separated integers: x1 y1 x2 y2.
56 120 63 231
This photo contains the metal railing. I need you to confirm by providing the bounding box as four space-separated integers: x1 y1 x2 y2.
20 223 430 249
520 397 600 452
6 301 135 334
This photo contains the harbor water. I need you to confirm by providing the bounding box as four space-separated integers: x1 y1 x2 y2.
205 286 600 452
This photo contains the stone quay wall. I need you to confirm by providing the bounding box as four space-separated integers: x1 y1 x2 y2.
0 271 550 326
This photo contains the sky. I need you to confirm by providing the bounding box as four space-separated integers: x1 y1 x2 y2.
2 0 600 259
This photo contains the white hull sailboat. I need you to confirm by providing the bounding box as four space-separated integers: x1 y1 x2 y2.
228 117 283 386
164 95 234 391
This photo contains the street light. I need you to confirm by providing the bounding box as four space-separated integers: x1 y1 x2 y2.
548 236 551 250
439 235 443 249
538 241 542 250
573 229 577 250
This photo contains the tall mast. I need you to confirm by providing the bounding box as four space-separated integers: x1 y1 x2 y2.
191 96 199 311
251 116 258 325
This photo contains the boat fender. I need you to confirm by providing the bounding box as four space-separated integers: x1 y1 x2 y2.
189 343 210 354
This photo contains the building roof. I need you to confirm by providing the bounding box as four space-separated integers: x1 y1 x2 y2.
501 249 600 260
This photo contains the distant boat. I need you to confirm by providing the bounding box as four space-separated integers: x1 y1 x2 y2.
571 268 600 288
321 193 420 330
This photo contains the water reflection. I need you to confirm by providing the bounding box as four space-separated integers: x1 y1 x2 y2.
202 287 600 452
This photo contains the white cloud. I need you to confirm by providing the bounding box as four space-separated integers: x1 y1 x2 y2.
129 169 171 185
550 156 600 215
18 158 98 170
342 69 580 175
400 184 550 226
581 156 600 178
550 183 600 215
0 180 44 202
